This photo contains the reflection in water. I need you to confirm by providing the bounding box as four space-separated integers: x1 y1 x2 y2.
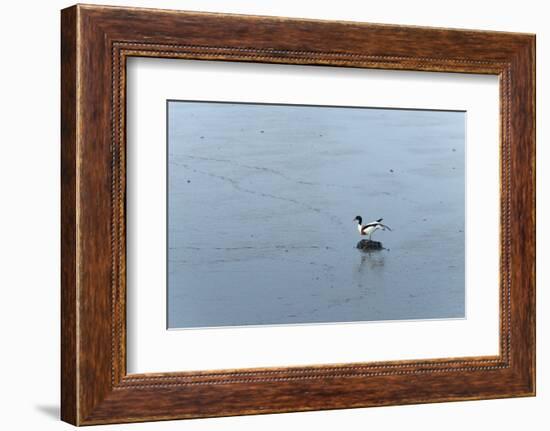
354 250 387 291
356 250 386 273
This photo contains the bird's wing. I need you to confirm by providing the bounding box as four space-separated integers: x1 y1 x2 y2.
364 221 380 228
376 218 383 222
361 223 379 233
362 221 392 232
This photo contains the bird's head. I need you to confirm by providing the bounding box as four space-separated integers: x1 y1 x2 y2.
353 215 362 224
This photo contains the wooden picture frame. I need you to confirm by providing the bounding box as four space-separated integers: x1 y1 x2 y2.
61 4 535 425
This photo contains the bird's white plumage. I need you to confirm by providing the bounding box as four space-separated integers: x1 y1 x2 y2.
361 224 380 236
354 216 391 240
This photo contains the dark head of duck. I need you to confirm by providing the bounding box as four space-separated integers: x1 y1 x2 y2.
353 215 362 224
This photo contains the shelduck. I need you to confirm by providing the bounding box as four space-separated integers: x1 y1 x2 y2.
353 215 392 240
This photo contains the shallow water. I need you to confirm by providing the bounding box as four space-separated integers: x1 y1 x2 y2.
167 101 465 329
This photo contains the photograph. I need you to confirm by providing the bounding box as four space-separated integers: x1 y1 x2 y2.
167 100 466 329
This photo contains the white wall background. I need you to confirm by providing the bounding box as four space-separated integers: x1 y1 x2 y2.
0 1 545 429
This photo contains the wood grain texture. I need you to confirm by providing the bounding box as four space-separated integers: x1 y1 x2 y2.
60 4 535 425
60 5 78 425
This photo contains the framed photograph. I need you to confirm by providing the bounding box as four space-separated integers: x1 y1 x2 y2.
61 4 535 425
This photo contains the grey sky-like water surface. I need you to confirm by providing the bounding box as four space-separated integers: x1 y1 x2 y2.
167 101 465 329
